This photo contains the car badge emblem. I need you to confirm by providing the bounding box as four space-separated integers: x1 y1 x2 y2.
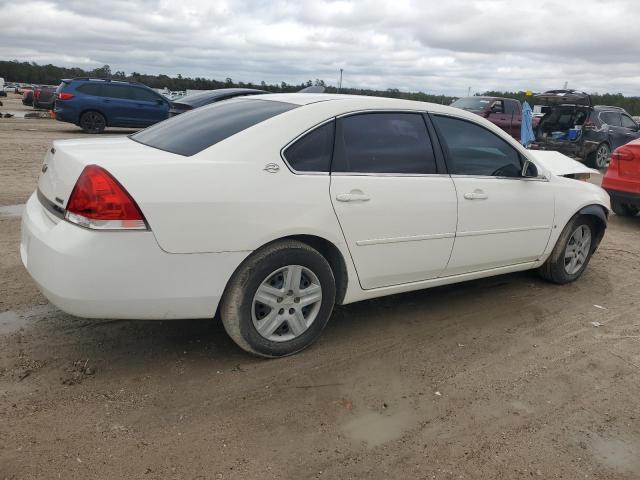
41 163 48 173
263 163 280 173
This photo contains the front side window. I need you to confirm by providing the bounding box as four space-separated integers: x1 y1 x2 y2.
432 115 522 178
132 87 161 102
283 121 334 172
621 114 637 129
332 113 437 174
131 98 297 156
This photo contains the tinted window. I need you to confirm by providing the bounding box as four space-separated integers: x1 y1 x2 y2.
132 87 161 102
102 84 135 100
600 111 621 126
333 113 436 174
131 98 297 156
433 115 522 177
505 100 518 114
621 114 637 129
284 121 334 172
76 84 103 96
491 100 504 113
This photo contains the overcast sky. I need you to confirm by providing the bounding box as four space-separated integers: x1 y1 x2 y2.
1 0 639 96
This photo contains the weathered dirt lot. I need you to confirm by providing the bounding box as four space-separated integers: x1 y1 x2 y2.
1 93 639 479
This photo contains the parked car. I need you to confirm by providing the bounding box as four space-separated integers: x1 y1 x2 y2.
169 88 266 116
22 89 34 106
22 94 610 357
16 84 33 94
450 96 522 140
602 139 640 217
32 85 57 109
53 78 171 133
532 90 640 169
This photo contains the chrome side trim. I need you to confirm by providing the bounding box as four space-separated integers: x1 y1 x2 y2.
457 225 552 237
450 174 549 182
356 232 455 246
37 188 65 219
331 172 449 178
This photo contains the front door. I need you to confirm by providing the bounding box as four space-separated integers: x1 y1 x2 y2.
431 114 554 276
330 112 458 290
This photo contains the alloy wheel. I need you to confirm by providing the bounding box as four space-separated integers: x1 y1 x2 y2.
251 265 323 342
564 225 592 275
81 112 105 133
595 144 610 169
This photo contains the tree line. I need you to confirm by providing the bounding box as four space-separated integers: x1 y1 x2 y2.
2 60 639 114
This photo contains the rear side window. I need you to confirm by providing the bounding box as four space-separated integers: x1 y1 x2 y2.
433 115 522 177
76 84 103 96
131 98 297 156
333 113 437 174
505 100 518 115
283 121 335 172
600 111 621 126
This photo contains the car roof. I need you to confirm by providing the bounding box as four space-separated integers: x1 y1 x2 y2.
174 88 267 107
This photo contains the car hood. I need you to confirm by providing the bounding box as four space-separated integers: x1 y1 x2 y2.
528 150 599 177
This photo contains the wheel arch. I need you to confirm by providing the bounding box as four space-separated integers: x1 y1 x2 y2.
78 108 109 127
576 203 608 252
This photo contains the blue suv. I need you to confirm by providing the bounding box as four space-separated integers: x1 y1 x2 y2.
54 78 170 133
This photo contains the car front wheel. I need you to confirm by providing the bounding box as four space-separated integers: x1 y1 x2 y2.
538 216 597 284
220 240 336 357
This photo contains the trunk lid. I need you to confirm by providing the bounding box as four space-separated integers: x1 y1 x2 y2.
534 89 592 107
37 136 183 210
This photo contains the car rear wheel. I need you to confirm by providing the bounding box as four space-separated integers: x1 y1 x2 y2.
80 111 106 133
538 216 596 284
587 143 610 169
611 199 639 217
220 240 336 358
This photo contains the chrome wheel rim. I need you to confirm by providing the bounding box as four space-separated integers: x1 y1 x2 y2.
564 225 592 275
252 265 322 342
596 144 610 168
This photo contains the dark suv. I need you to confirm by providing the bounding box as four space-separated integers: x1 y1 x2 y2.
54 78 170 133
533 90 640 169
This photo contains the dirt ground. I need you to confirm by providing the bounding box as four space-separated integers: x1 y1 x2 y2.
1 93 640 480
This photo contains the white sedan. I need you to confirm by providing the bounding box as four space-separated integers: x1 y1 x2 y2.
21 94 610 357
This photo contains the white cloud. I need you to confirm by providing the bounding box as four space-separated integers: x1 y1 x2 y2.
0 0 639 95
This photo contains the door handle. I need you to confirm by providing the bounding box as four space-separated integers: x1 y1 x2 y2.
336 191 370 202
463 190 488 200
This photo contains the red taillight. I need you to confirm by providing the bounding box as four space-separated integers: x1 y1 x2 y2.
57 92 74 101
610 147 635 163
35 89 41 99
65 165 147 230
583 121 596 131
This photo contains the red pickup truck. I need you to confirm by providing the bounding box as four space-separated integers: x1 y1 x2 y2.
450 96 522 140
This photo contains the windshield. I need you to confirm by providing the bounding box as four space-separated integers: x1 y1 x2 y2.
451 97 493 111
131 98 297 156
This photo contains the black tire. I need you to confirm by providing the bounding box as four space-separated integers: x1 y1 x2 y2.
538 216 597 284
611 199 639 217
586 142 610 169
220 240 336 358
79 111 106 133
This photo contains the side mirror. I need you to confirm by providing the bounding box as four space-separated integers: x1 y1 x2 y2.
522 159 539 178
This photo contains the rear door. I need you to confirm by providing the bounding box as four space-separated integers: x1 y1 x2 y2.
431 114 554 275
487 100 511 133
330 112 458 289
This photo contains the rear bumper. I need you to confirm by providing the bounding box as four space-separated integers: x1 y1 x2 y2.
20 192 249 320
604 188 640 206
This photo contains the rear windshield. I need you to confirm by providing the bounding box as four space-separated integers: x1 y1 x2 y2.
451 97 492 111
131 98 297 156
